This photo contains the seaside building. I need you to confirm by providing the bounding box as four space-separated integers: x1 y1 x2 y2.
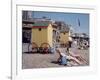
32 21 53 48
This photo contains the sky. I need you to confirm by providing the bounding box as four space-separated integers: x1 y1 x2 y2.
32 11 89 35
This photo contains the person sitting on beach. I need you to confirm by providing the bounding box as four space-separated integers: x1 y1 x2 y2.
56 49 67 66
56 49 83 66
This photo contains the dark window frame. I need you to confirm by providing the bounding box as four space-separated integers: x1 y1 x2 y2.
39 28 42 31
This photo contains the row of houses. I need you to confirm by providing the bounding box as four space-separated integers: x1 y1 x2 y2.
22 18 72 49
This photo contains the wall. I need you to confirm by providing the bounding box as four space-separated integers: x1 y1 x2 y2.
47 24 53 47
32 28 48 47
60 32 69 44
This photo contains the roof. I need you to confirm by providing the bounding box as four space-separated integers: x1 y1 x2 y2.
22 20 35 24
32 21 51 28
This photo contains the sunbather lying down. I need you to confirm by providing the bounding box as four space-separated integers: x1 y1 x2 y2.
56 48 86 66
68 49 88 65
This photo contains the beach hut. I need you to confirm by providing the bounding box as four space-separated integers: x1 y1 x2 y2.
59 31 69 47
31 21 53 52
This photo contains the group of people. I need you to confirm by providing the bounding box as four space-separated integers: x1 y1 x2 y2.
68 35 89 49
55 39 88 66
78 39 89 49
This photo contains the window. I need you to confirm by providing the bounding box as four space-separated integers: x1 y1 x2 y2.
39 28 41 31
63 32 66 35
